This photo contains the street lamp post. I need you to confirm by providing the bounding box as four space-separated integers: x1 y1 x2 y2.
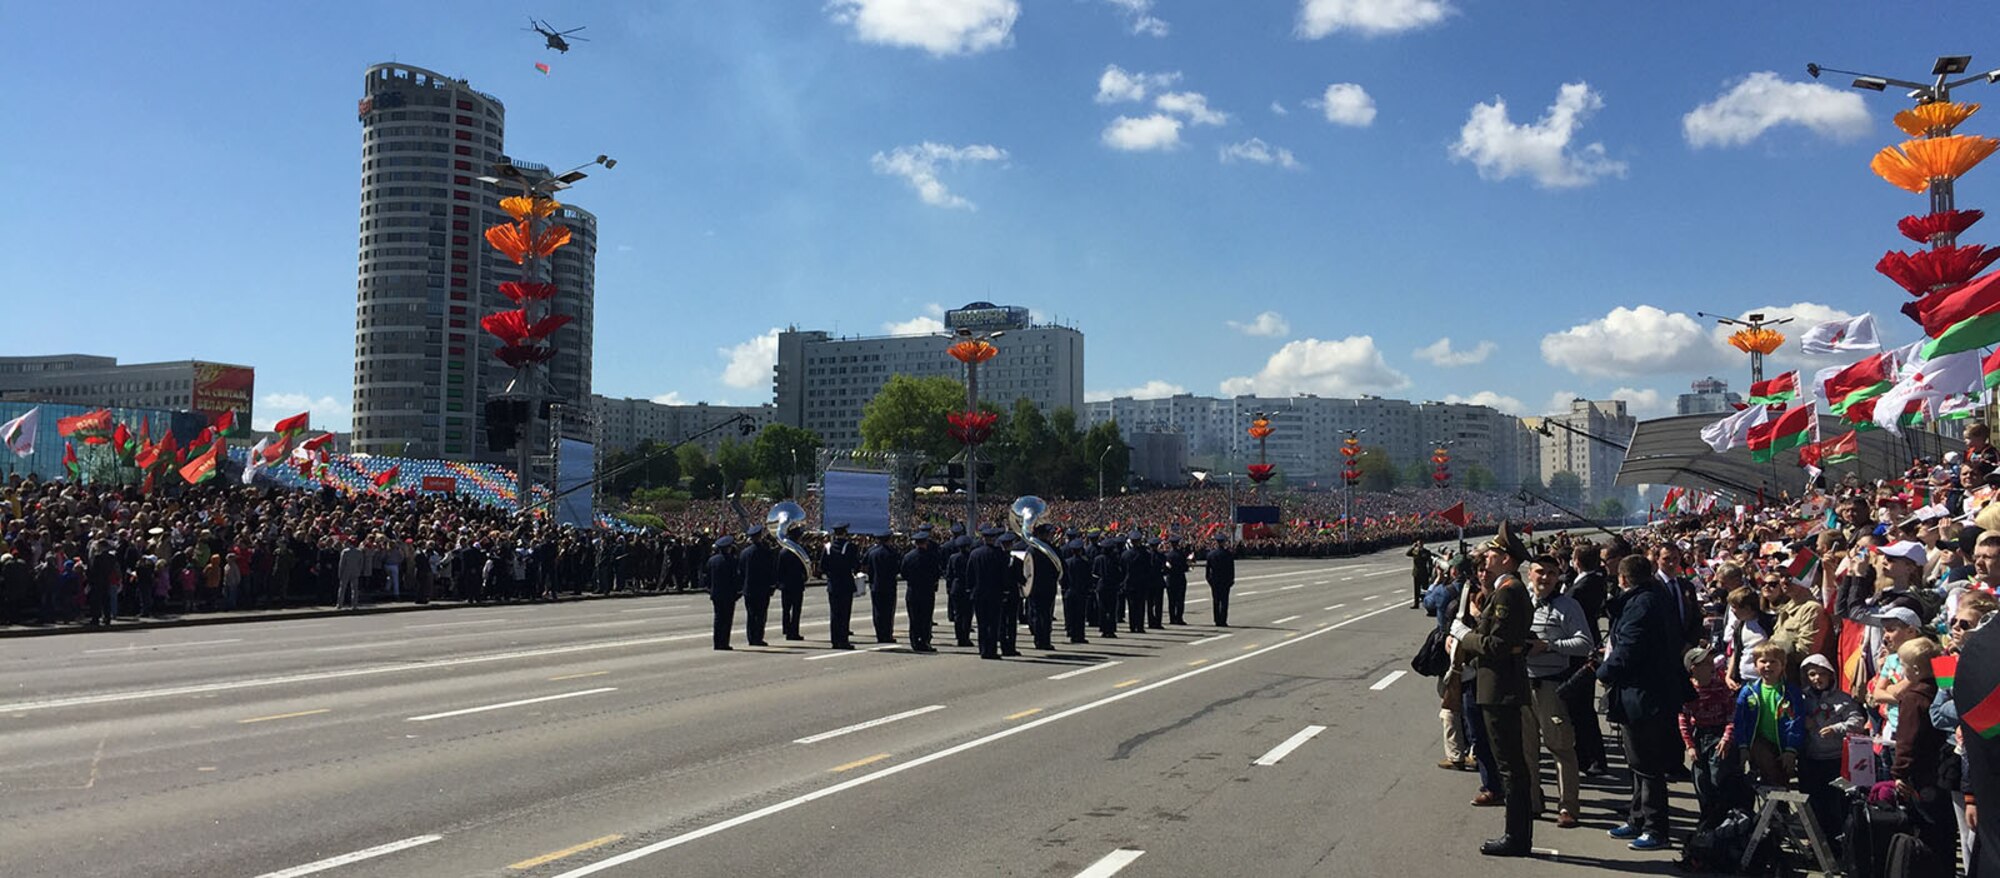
1339 428 1366 554
477 154 615 513
941 328 1004 532
1809 55 2000 238
1697 310 1794 386
1098 444 1114 503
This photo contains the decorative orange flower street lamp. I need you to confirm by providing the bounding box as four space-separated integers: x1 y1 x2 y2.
945 329 1005 530
1246 413 1276 485
474 155 613 508
1697 310 1792 387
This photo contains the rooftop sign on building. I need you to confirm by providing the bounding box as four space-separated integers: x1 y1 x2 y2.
944 301 1030 333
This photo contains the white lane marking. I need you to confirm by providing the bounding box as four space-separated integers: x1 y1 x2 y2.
82 638 242 654
1370 670 1407 691
1363 570 1398 577
403 618 507 630
1074 849 1146 878
1278 584 1305 591
1252 725 1329 766
545 602 1403 878
1362 594 1383 601
1186 596 1209 604
253 834 443 877
1271 615 1301 625
1047 660 1123 680
1186 633 1233 646
1237 590 1262 596
1324 603 1347 611
407 687 618 722
1311 580 1329 585
1340 576 1356 582
0 631 706 714
803 645 896 662
793 705 947 744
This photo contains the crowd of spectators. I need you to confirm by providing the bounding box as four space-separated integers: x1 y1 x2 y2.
1424 430 2000 874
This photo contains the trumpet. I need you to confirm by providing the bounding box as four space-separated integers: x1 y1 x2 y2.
766 501 813 569
1011 495 1065 597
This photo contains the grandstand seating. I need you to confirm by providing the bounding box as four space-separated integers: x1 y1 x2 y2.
229 448 550 512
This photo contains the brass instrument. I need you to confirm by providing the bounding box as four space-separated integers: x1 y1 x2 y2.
1010 495 1065 597
767 501 813 569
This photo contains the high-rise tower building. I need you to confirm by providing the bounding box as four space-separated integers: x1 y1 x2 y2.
352 63 596 461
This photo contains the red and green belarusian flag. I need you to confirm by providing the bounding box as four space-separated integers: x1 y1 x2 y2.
1917 271 2000 360
271 411 310 438
62 440 79 480
178 437 222 484
1824 353 1896 414
1963 679 2000 739
1934 654 1958 690
1819 429 1859 464
1749 403 1815 462
1783 546 1819 585
372 464 400 490
213 409 246 438
1748 371 1799 405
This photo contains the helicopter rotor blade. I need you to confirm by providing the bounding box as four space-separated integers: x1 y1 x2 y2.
559 26 587 35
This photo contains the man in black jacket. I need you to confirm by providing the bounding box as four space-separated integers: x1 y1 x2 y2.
1023 523 1062 650
946 535 974 647
1597 554 1690 851
776 525 810 641
1204 534 1235 627
739 527 777 647
864 531 900 644
1093 538 1124 638
821 524 860 650
1566 542 1610 775
1061 537 1094 644
702 536 740 651
899 529 941 653
1163 536 1191 625
967 527 1010 659
1121 539 1154 634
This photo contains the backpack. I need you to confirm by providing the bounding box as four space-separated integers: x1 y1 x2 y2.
1411 627 1451 678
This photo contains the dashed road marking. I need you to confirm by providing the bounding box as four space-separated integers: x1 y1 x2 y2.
1370 670 1407 691
509 835 625 871
829 753 891 773
1252 725 1328 766
794 705 946 745
238 708 330 725
1048 661 1122 681
407 687 617 722
253 835 442 878
1073 849 1145 878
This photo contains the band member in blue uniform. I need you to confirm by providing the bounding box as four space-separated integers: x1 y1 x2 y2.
739 526 777 647
899 528 941 653
967 526 1011 659
1203 533 1236 627
1121 538 1155 634
1061 536 1093 644
865 530 900 644
1023 522 1062 651
702 535 740 650
1163 535 1191 625
820 523 860 650
777 524 809 640
1093 537 1124 638
946 535 974 647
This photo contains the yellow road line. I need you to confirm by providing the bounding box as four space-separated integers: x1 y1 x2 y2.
1113 679 1141 689
1004 708 1043 721
508 834 624 870
237 708 330 725
1242 644 1261 650
1284 632 1300 639
548 670 610 681
1186 659 1209 667
830 753 892 773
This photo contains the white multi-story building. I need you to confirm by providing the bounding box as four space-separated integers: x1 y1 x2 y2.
1676 377 1743 416
1536 398 1638 504
1084 394 1534 489
591 396 775 456
773 302 1084 448
0 355 255 424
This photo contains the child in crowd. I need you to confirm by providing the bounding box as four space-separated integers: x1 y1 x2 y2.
1720 641 1805 787
1888 637 1958 864
1798 654 1865 836
1680 645 1744 828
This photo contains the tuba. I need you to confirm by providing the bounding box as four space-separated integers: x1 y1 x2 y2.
767 501 813 569
1011 495 1066 598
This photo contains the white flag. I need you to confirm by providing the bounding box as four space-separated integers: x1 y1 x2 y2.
0 407 38 458
1701 404 1771 453
1798 314 1881 355
1873 349 1983 435
243 436 271 484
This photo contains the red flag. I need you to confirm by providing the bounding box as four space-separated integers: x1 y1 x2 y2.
301 432 336 452
63 440 78 479
178 439 222 484
372 465 400 489
56 408 113 437
1435 502 1469 529
271 411 311 436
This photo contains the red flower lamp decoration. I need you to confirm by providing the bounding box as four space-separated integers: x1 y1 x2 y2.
1246 463 1276 484
946 410 999 446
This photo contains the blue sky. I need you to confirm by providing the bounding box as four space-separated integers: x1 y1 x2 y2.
11 1 2000 430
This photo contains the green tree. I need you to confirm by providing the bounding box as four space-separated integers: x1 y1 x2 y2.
678 445 724 500
859 374 969 461
1403 460 1432 488
751 424 823 496
715 439 756 490
1357 449 1400 492
1082 420 1130 499
601 439 681 497
1548 470 1585 507
1593 496 1628 522
1462 463 1496 492
1518 471 1546 495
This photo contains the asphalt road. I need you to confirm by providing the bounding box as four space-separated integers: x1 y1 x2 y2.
0 544 1683 877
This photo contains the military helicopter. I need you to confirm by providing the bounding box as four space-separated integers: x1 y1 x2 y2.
525 18 588 53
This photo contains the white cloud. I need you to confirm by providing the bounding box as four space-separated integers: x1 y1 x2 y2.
650 391 689 405
1270 101 1290 116
1100 0 1168 36
720 328 781 389
1095 64 1179 103
1219 139 1301 169
1543 391 1582 416
883 303 948 335
1709 302 1866 368
1102 113 1183 151
1441 391 1525 415
256 393 351 432
1683 72 1872 149
827 0 1019 56
1226 311 1293 336
1296 0 1454 38
870 142 1007 210
1450 82 1627 188
1414 337 1495 367
1154 91 1228 126
1318 83 1377 127
1220 336 1411 397
1539 305 1714 378
1086 380 1188 402
1610 387 1672 419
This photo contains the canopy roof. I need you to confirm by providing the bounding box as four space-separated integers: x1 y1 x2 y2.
1615 413 1953 499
